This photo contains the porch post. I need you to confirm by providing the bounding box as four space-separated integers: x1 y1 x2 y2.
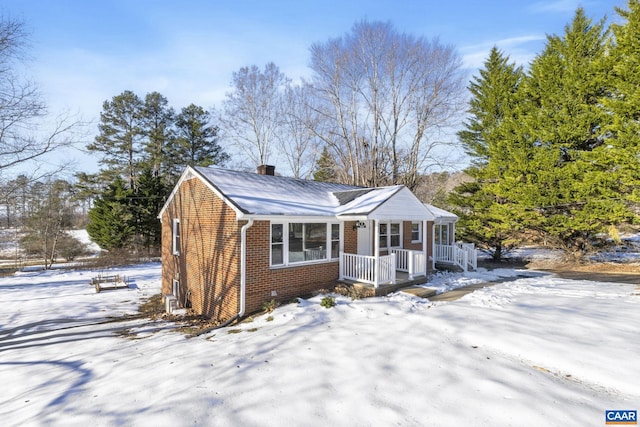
452 221 456 245
431 221 436 270
373 219 379 287
423 220 428 273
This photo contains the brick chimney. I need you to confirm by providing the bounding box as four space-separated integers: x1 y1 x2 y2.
257 165 275 176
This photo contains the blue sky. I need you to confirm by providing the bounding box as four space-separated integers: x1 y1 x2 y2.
1 0 624 173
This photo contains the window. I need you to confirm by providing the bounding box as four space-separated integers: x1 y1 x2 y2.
270 221 340 267
411 222 422 243
271 224 284 265
390 223 400 247
331 224 340 259
435 224 450 245
172 219 181 255
379 222 401 249
379 223 388 248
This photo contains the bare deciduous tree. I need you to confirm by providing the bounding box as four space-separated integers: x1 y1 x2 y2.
276 83 322 178
221 62 289 168
309 20 466 188
0 16 79 174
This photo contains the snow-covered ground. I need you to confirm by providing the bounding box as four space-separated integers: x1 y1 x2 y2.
1 262 638 426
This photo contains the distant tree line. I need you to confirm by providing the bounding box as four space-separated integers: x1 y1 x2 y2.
450 2 640 261
0 176 89 268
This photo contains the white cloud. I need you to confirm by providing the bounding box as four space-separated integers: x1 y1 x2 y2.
460 34 547 70
529 0 584 13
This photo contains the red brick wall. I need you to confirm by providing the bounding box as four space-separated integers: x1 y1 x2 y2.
243 221 353 314
161 177 242 320
161 178 355 321
161 177 437 321
344 221 358 254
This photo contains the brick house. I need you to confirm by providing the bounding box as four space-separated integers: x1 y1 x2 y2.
159 165 471 323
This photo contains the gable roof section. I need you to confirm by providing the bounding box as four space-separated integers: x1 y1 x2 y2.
194 166 359 217
338 186 436 221
159 166 434 221
424 203 458 223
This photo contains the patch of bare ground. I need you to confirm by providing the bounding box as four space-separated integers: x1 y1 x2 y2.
526 259 640 274
479 258 640 286
138 294 165 318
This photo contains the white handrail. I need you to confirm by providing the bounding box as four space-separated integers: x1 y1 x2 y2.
434 243 477 271
391 249 427 279
340 252 396 287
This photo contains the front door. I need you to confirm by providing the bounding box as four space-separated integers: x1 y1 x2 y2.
357 221 372 256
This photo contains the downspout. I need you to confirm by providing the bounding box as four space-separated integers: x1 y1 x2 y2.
239 218 254 317
214 218 254 329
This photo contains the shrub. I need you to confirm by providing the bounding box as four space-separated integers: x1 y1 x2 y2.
262 298 280 313
320 296 336 308
334 284 365 300
57 233 89 261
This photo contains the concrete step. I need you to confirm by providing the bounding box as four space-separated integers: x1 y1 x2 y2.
400 286 437 298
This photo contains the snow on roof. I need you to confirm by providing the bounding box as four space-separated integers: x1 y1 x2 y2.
424 203 458 221
194 166 404 217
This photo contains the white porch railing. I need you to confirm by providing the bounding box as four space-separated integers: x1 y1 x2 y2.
339 252 396 288
434 243 477 271
391 248 427 279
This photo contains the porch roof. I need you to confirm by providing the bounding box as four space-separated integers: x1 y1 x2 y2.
160 166 434 221
424 203 458 223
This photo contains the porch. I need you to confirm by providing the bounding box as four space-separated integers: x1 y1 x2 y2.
337 270 432 297
338 244 478 291
434 243 478 272
339 248 428 289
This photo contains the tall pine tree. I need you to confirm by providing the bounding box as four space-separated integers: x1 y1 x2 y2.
142 92 174 179
87 90 144 190
167 104 228 182
87 177 135 251
130 168 166 253
492 8 629 259
450 47 525 260
603 0 640 206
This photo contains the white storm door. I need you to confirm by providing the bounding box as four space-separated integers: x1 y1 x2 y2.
357 221 372 256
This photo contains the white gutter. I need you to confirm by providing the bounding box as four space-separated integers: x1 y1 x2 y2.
238 218 254 317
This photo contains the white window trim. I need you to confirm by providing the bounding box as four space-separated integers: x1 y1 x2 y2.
172 218 180 255
435 223 450 245
379 221 402 250
270 220 342 268
411 221 422 243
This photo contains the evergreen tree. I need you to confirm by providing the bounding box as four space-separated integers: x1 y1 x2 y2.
458 47 524 165
313 146 338 182
491 8 629 259
87 177 135 251
603 0 640 206
142 92 174 179
450 47 524 260
87 90 144 190
168 104 228 181
130 168 166 252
